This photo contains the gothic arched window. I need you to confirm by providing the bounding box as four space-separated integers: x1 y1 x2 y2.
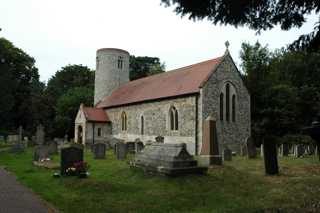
169 106 178 131
226 83 230 122
121 112 127 131
141 116 144 135
118 56 123 69
220 93 224 121
232 94 236 122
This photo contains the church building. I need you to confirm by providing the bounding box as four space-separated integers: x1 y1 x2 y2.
74 46 250 155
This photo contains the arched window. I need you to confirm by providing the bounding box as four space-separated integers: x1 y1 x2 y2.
226 83 230 122
169 106 178 130
121 112 127 131
220 93 224 121
118 56 123 69
232 95 236 122
141 116 144 135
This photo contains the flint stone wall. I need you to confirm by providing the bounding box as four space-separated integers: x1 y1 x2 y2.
106 96 197 154
201 53 251 154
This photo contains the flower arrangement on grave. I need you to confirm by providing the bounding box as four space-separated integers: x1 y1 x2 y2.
65 161 89 177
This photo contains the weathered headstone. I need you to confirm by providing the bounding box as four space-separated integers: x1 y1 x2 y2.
126 142 135 153
60 144 84 175
155 136 164 143
11 143 25 153
199 116 222 166
92 143 106 159
240 143 248 156
36 124 45 145
47 141 58 155
115 142 127 160
34 145 50 161
7 135 19 144
224 148 232 161
134 143 207 176
246 137 257 158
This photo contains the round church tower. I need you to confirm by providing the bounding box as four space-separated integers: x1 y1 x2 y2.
94 48 130 105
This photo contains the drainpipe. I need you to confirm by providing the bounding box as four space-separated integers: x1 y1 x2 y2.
195 95 199 155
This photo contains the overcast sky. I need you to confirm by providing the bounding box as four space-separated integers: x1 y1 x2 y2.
1 0 318 82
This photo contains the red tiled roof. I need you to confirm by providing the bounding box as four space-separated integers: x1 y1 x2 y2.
96 56 223 108
83 107 109 122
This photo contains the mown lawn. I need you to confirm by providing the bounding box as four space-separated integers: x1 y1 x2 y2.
0 147 319 213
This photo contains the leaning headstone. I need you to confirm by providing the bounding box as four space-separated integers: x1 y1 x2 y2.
134 143 207 176
92 143 106 159
60 144 84 175
115 142 127 160
36 124 45 145
199 116 222 166
155 136 164 143
246 137 257 158
34 145 50 161
224 148 232 161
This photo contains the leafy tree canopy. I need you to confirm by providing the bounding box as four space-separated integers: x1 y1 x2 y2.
129 55 165 81
161 0 320 51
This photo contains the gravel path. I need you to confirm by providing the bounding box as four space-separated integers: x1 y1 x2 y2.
0 168 57 213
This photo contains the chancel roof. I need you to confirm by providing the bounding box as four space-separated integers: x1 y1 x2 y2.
96 55 224 108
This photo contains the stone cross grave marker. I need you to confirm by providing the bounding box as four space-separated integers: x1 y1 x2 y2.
92 143 106 159
60 144 84 175
36 124 45 145
115 142 127 160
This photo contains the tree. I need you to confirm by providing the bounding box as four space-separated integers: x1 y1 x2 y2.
0 37 43 134
161 0 320 50
129 56 165 81
54 87 93 138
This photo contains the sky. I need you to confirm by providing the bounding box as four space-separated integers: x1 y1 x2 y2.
1 0 318 82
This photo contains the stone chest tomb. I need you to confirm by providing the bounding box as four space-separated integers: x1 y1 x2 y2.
134 143 207 176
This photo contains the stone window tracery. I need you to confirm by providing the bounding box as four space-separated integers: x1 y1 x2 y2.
220 93 224 121
232 94 236 122
121 111 127 131
118 56 123 69
220 82 237 123
169 106 178 131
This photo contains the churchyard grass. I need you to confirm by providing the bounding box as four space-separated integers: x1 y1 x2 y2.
0 148 319 213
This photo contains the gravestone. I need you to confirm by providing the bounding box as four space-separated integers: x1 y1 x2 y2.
60 144 84 175
134 143 207 176
115 142 127 160
36 125 45 145
92 143 106 159
34 145 50 161
240 143 248 156
199 117 222 166
11 143 25 153
246 137 257 158
126 142 135 153
224 148 232 161
296 145 305 157
155 136 164 143
7 135 19 144
136 142 144 153
47 141 58 155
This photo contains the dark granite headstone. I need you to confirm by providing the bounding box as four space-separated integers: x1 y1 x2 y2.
92 143 106 159
224 148 232 161
60 144 84 175
34 145 49 161
115 142 127 160
134 143 207 176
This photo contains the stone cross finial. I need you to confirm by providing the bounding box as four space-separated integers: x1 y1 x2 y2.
225 41 230 50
